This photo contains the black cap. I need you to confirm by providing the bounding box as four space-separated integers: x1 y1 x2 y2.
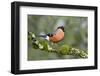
57 26 64 32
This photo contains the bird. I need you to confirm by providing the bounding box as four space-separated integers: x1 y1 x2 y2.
39 26 65 43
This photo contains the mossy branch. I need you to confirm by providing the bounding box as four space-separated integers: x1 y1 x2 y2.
28 32 88 58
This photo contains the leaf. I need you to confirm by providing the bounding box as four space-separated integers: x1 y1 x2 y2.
39 40 49 51
28 32 36 40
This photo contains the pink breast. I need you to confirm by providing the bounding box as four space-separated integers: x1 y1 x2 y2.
50 30 64 43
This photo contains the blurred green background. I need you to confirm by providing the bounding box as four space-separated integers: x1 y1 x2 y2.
28 15 88 60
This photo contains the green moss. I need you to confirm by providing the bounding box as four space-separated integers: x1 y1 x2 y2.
58 45 70 55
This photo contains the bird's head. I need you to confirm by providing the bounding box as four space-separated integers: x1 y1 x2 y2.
57 26 65 32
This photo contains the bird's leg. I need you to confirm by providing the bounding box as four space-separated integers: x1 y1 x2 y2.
51 42 58 49
51 42 54 47
54 43 58 48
